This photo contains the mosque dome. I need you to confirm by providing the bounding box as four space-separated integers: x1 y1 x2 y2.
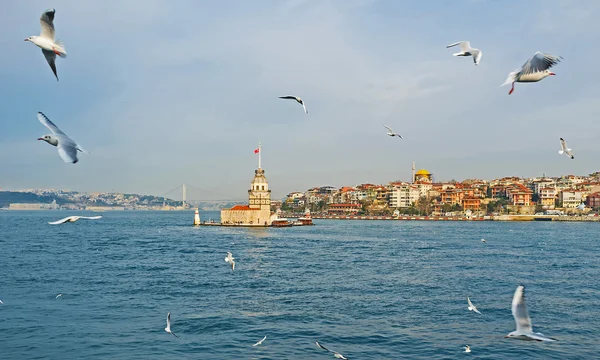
415 169 431 176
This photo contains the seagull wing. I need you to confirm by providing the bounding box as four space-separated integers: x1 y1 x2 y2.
446 41 470 51
279 95 297 100
302 102 308 114
467 297 474 308
316 342 333 353
58 142 79 163
521 52 562 76
559 138 567 151
79 216 103 220
48 216 76 225
41 50 59 81
37 112 66 136
473 49 482 65
512 286 533 333
167 312 171 328
382 124 393 132
40 9 56 40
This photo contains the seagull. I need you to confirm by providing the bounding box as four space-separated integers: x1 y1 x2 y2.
25 9 67 81
55 293 63 299
225 252 235 271
279 95 308 114
315 342 348 359
481 238 486 243
382 125 403 139
502 52 562 95
467 297 482 314
464 345 471 353
37 112 88 164
558 138 574 159
446 41 482 65
253 336 267 346
48 215 102 225
0 299 3 305
505 285 557 341
165 312 179 338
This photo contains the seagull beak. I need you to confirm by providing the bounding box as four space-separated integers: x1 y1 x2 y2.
37 138 43 141
24 38 29 41
549 72 556 76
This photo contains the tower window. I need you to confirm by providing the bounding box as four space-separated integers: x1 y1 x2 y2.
262 185 265 190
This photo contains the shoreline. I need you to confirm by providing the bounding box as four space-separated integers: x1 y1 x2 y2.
308 215 600 222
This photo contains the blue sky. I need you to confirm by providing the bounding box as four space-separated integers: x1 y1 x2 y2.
1 0 599 200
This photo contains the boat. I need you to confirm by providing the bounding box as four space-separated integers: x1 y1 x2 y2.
271 218 293 227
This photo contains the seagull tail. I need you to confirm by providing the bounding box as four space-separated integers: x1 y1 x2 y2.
501 70 518 87
54 40 67 58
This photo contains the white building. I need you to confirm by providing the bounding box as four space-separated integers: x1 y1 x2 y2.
389 183 420 208
559 189 585 208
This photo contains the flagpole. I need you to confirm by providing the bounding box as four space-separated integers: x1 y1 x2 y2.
258 141 262 169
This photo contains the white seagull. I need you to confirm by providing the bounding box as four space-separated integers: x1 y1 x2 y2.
253 336 267 346
279 95 308 114
316 342 348 359
502 52 562 95
505 286 557 342
165 312 179 338
558 138 574 159
225 252 235 271
25 9 67 81
383 124 403 139
55 293 63 299
37 112 88 164
0 299 3 305
464 345 471 353
481 238 486 243
48 215 102 225
446 41 482 65
467 297 482 314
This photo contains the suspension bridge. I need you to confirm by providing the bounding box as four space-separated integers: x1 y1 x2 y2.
159 184 245 208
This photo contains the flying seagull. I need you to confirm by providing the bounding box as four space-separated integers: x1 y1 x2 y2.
481 238 486 243
505 286 557 342
0 299 3 305
48 216 102 225
37 112 88 164
55 293 63 299
467 297 482 314
315 342 348 359
382 124 403 139
25 9 67 81
279 95 307 114
502 52 562 95
464 345 471 353
225 252 235 271
558 138 574 159
253 336 267 346
165 312 179 338
446 41 482 65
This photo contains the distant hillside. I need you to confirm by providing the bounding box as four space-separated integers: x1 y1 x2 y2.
0 191 67 207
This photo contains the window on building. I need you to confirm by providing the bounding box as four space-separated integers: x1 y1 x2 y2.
262 185 265 190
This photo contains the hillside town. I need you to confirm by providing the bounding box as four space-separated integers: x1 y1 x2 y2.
281 166 600 217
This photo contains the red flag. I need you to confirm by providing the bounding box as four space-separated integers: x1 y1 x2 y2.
254 148 260 154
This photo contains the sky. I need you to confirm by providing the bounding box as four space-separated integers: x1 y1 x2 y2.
1 0 600 200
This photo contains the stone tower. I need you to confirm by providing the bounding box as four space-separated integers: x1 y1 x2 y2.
248 167 271 211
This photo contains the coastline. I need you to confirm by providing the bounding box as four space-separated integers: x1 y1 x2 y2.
310 214 600 222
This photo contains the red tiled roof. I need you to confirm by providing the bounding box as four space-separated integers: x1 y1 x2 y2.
229 205 258 211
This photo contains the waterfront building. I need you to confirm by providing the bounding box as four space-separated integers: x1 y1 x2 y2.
539 188 557 207
559 189 586 208
586 192 600 209
327 203 362 214
389 183 420 208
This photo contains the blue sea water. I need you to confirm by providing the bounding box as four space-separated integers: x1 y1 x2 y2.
0 211 599 359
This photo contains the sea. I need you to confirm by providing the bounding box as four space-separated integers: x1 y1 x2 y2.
0 210 598 359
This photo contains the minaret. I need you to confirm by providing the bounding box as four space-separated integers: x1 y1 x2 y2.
182 183 187 208
412 161 416 183
258 141 262 169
